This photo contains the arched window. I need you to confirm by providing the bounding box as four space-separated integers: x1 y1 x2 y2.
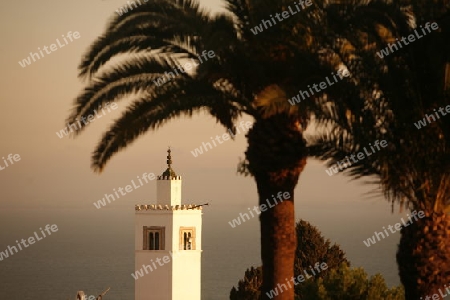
183 232 192 250
180 227 195 250
149 231 160 250
143 226 165 250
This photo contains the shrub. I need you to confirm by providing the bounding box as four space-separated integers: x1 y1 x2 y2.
230 219 404 300
296 263 404 300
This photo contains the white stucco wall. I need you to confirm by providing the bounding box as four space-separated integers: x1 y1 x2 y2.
135 250 173 300
171 250 201 299
156 177 182 206
135 209 202 300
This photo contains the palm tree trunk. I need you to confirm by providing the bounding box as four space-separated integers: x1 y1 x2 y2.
397 209 450 299
245 114 307 300
255 173 300 300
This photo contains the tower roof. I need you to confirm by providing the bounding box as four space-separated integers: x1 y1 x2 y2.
161 147 177 177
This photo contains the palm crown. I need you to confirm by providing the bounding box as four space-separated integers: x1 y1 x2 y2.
68 0 330 172
67 0 450 298
306 1 450 298
309 0 450 213
68 1 334 298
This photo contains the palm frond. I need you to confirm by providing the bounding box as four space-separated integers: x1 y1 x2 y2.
79 0 214 78
91 79 242 171
69 56 193 136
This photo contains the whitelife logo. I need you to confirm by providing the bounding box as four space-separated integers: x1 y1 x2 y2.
414 104 450 129
56 102 118 139
266 262 328 298
421 284 450 299
0 224 58 261
152 50 216 87
18 31 81 68
0 153 21 171
288 69 350 105
190 121 252 158
363 210 425 247
93 172 156 209
115 0 148 16
325 140 387 176
250 0 313 35
131 250 188 280
376 22 439 58
228 192 290 228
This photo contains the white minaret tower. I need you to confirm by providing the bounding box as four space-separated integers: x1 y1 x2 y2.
135 148 202 300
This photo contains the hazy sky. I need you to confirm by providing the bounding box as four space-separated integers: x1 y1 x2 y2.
0 4 414 296
0 0 398 215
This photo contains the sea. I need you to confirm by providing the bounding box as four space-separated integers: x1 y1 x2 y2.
0 199 403 300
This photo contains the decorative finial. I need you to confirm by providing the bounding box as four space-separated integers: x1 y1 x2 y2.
161 147 177 177
167 147 172 168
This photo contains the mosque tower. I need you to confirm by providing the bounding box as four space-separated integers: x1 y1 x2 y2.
135 149 202 300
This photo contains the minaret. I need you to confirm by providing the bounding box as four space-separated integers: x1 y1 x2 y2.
135 148 202 300
156 148 181 206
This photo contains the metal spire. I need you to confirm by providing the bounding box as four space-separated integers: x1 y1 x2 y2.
161 147 177 177
167 147 172 168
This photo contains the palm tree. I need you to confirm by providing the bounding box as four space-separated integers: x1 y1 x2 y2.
306 1 450 298
68 0 334 298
